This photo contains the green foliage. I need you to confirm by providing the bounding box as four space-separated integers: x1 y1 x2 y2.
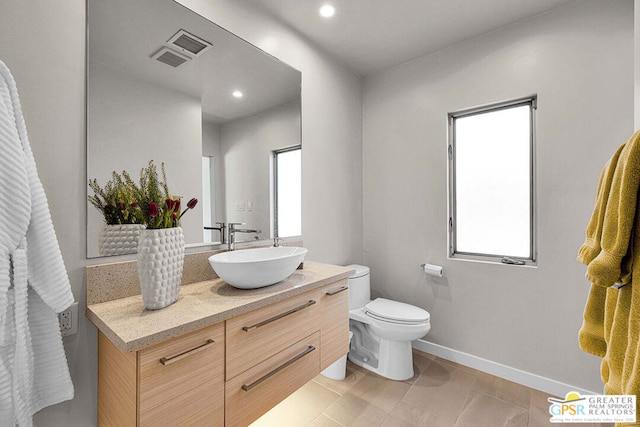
88 171 144 225
89 160 198 229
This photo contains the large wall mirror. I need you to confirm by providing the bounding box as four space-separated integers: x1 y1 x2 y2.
86 0 302 258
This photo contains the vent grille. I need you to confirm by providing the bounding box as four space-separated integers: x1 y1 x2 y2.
167 30 212 57
151 47 190 68
174 34 207 55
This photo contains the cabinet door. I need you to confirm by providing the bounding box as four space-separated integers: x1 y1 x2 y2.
226 290 319 379
319 279 350 370
225 332 320 426
139 323 224 426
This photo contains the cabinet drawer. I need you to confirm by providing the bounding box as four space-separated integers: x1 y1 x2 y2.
226 291 318 379
319 279 350 370
225 331 320 426
139 323 224 426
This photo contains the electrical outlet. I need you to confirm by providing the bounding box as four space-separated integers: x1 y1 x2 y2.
58 302 79 337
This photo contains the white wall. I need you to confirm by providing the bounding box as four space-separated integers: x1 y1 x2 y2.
221 100 301 240
0 1 94 425
363 0 633 393
179 0 364 265
0 0 362 425
87 61 204 254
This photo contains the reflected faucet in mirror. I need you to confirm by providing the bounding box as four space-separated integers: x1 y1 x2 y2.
204 222 227 244
228 223 262 251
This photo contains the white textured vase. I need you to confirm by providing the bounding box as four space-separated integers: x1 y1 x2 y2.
98 224 146 256
136 227 185 310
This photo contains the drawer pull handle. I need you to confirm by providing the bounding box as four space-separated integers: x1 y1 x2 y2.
242 300 316 332
326 285 348 296
159 339 215 366
241 345 316 391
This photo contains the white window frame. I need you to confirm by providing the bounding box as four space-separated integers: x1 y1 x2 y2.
272 145 302 239
447 95 537 266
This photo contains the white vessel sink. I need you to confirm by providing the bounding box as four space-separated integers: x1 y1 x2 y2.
208 246 308 289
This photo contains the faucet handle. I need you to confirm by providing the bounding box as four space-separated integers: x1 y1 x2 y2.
215 221 226 227
228 222 245 229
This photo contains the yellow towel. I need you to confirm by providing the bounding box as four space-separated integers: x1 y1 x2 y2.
578 131 640 427
577 141 626 357
577 142 626 266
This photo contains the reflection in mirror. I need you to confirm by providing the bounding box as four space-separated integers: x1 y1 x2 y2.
86 0 302 258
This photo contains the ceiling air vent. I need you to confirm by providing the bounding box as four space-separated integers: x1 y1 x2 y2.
151 47 191 68
167 29 212 58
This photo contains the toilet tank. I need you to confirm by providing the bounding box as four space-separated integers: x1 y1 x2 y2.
346 264 370 309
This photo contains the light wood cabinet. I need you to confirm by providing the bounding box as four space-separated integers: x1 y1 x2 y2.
226 291 319 380
98 323 225 426
224 278 349 426
226 332 321 426
97 278 349 426
318 281 350 371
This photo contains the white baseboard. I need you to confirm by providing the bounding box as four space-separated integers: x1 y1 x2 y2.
413 339 599 397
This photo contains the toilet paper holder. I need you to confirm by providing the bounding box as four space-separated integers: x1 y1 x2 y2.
420 263 443 277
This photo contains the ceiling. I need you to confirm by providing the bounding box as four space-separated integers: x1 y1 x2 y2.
252 0 579 76
88 0 300 124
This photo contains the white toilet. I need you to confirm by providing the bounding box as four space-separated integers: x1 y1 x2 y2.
347 264 431 381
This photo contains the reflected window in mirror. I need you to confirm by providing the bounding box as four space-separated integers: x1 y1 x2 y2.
202 156 216 242
273 146 301 238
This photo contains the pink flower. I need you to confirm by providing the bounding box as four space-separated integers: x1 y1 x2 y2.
187 198 198 209
118 201 125 211
165 198 175 211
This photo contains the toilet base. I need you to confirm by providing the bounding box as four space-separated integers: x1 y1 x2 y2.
348 333 415 381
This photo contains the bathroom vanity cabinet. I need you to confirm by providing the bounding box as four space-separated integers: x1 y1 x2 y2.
87 261 352 427
98 323 225 426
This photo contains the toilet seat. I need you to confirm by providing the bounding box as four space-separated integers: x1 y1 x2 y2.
364 298 430 325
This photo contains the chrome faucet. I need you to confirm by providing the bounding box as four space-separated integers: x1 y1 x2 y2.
204 222 226 244
228 223 262 250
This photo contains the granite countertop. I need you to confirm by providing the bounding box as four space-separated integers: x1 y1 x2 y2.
86 261 354 352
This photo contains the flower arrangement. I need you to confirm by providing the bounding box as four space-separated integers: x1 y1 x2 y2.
135 160 198 229
89 160 198 229
88 170 144 225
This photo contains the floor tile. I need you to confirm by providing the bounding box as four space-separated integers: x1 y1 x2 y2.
252 352 594 427
343 371 412 412
323 393 389 427
455 392 528 427
308 414 345 427
380 400 456 427
313 362 367 396
324 372 411 426
402 360 478 425
493 377 533 409
403 350 436 384
251 380 340 427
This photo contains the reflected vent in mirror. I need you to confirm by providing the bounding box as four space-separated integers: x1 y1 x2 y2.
151 47 191 68
167 29 212 57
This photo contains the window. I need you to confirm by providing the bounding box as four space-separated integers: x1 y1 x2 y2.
202 156 216 242
448 96 536 265
273 146 301 238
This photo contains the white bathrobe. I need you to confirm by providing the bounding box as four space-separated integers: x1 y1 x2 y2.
0 60 74 426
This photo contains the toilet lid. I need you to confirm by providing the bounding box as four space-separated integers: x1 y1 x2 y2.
364 298 430 324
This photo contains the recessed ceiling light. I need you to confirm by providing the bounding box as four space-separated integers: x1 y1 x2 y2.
232 90 243 98
319 4 335 18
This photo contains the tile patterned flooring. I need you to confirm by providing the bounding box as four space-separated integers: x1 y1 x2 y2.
251 350 613 427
